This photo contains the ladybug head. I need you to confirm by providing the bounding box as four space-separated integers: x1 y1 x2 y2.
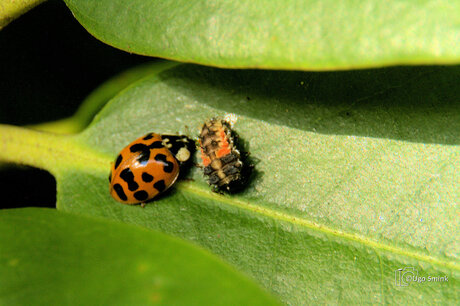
161 135 196 166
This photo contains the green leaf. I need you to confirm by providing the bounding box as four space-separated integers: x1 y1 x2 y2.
0 0 45 30
0 208 278 305
0 63 458 304
63 0 460 70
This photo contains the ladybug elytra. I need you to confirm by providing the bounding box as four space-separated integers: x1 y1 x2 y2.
109 133 194 204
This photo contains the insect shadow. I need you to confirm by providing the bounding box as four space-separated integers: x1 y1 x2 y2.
226 128 263 194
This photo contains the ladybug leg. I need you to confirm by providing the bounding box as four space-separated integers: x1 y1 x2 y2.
141 203 146 208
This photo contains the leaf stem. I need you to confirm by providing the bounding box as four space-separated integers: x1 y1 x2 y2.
0 124 110 174
0 0 46 30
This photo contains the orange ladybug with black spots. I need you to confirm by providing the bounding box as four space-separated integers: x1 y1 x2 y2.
109 133 194 204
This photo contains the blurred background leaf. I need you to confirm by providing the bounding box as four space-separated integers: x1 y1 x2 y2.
0 208 278 305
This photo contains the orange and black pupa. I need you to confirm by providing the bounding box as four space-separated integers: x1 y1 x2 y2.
199 118 252 193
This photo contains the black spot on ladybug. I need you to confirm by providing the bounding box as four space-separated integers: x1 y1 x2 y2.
143 133 154 140
120 168 139 192
153 180 166 192
130 143 152 165
113 184 127 201
154 154 174 173
149 141 164 149
137 151 150 165
133 190 148 201
142 172 153 183
114 154 123 169
130 143 148 153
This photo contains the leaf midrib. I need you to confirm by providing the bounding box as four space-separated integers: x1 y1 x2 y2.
178 181 459 271
1 125 457 271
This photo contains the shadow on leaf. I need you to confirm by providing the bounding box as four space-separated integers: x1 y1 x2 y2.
160 65 459 145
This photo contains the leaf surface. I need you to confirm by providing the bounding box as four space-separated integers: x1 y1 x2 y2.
0 63 458 304
0 208 277 305
63 0 460 70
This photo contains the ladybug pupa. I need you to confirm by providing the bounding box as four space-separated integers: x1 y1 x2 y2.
199 118 252 193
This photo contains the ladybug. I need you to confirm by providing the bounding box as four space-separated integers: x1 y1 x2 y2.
199 118 251 193
109 133 195 204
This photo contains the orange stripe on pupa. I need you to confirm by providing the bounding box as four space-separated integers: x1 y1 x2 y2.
201 154 211 166
216 129 231 158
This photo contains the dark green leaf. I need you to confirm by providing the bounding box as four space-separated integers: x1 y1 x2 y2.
0 208 278 305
